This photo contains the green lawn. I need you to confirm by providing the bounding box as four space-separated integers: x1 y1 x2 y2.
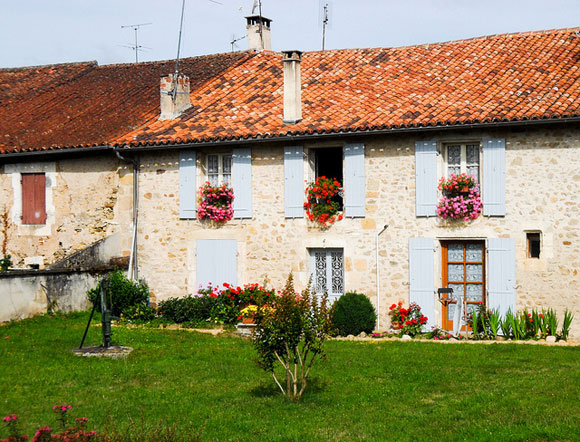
1 312 580 441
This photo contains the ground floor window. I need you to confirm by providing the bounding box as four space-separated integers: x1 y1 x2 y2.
442 241 485 330
309 248 344 301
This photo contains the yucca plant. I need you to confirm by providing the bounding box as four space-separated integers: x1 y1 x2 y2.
500 316 511 338
560 309 574 341
545 308 558 337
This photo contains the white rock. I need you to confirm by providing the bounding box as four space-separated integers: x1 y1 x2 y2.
546 335 557 343
401 334 412 340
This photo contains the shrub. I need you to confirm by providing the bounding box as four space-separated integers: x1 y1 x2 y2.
331 292 376 336
158 295 215 325
253 274 332 401
87 269 149 318
121 305 157 323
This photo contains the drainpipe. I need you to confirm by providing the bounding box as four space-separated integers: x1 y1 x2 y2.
376 224 389 330
111 147 139 281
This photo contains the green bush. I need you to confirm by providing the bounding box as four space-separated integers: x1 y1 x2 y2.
122 304 157 323
157 295 216 325
87 269 149 317
331 292 376 336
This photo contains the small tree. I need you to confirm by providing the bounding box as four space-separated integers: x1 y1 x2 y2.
252 274 332 401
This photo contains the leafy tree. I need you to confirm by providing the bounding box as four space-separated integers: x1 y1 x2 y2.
252 274 332 401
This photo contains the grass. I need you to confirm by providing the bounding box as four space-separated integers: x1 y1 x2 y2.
1 312 580 441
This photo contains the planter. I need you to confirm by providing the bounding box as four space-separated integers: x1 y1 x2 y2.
242 316 255 325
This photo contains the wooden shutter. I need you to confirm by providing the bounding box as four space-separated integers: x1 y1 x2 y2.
196 239 237 287
487 238 516 318
344 143 365 217
482 138 506 216
409 237 435 328
179 150 197 219
233 147 252 219
21 173 46 225
415 141 438 217
284 145 304 218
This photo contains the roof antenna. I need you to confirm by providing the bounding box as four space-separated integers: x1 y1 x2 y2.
172 0 187 103
252 0 264 48
120 23 152 63
230 33 247 53
319 1 332 51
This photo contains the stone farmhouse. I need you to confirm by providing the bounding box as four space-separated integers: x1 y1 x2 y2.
1 17 579 334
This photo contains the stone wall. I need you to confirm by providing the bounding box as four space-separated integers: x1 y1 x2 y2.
135 124 580 337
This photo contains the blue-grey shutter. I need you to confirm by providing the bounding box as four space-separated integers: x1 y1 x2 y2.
233 147 252 219
487 238 516 318
483 138 506 216
344 143 365 217
409 237 435 329
179 150 197 219
415 141 438 217
284 145 304 218
196 239 237 287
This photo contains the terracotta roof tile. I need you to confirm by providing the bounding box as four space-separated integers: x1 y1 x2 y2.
2 27 580 154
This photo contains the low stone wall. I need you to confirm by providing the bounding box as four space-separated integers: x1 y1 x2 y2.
0 267 115 322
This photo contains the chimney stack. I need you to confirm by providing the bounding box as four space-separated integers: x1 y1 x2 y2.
282 50 303 124
246 15 272 51
159 74 192 120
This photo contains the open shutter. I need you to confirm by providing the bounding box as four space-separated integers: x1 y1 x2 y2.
179 150 197 219
483 138 506 216
233 147 252 219
487 238 516 318
415 141 438 217
409 237 435 328
344 143 365 217
22 173 46 225
284 145 304 218
196 239 237 287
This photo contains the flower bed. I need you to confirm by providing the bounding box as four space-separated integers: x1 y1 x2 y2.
197 182 234 222
304 176 343 227
436 173 482 221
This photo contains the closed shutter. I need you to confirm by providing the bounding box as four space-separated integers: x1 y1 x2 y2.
487 238 516 318
415 141 438 217
409 237 435 328
22 173 46 225
344 143 365 217
196 239 237 287
233 147 252 219
284 145 304 218
482 138 506 216
179 150 197 219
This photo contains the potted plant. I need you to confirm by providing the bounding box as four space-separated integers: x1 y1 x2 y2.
197 182 234 223
436 174 482 221
304 176 343 227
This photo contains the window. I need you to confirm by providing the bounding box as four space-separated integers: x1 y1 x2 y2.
445 143 480 181
311 147 343 208
442 241 485 331
527 232 541 259
21 173 47 225
207 153 232 186
309 248 344 300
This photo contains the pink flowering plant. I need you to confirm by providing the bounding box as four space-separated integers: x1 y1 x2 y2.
197 182 234 223
436 173 482 221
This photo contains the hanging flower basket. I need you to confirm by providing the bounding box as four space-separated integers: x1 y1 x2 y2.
197 182 234 223
304 176 343 227
436 174 482 221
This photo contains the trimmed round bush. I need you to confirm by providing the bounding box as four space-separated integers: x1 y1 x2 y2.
331 292 376 336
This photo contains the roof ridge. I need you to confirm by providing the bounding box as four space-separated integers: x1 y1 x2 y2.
303 26 580 55
0 60 98 72
99 50 258 69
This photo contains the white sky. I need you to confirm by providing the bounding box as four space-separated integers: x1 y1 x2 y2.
1 0 579 68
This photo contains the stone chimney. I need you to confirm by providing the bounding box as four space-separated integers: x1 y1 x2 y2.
246 15 272 51
159 74 192 120
282 50 303 124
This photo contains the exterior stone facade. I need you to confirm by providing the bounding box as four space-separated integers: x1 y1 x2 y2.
1 124 578 337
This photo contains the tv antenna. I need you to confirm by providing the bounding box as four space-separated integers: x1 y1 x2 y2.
319 1 332 51
121 22 152 63
252 0 264 48
230 33 247 53
171 0 187 102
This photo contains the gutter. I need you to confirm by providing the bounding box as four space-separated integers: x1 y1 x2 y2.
109 147 140 282
2 117 580 159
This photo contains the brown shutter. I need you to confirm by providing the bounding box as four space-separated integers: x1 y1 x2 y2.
22 173 47 225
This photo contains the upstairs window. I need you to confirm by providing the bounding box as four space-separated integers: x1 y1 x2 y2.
313 147 343 207
21 173 47 225
446 143 480 182
207 153 232 186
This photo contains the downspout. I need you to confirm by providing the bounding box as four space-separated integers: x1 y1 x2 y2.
111 147 139 281
375 224 389 330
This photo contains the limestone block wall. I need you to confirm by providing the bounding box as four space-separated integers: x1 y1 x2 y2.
136 124 580 337
0 155 132 268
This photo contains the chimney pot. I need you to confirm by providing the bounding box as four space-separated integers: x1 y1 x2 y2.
159 73 192 121
282 50 303 124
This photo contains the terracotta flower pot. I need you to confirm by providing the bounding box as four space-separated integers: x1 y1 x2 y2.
242 316 255 325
